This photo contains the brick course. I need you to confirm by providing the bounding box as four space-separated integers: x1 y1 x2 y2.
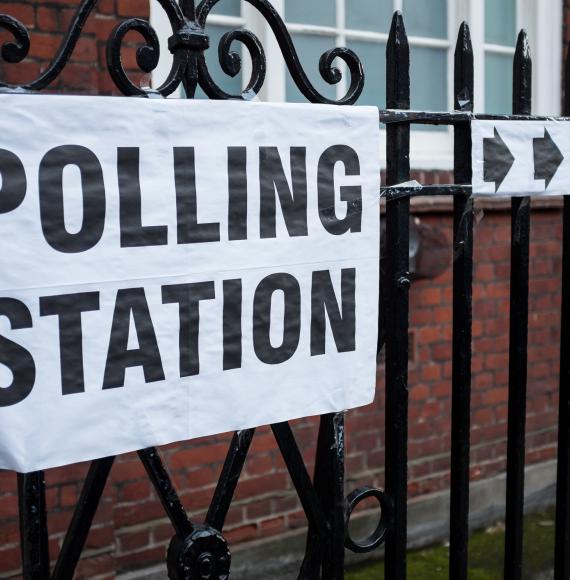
0 1 567 577
0 0 148 94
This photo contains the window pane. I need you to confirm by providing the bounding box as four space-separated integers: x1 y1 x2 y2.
485 53 512 114
347 40 385 107
196 25 242 98
346 0 392 33
403 0 447 39
208 0 240 17
411 46 447 109
485 0 516 46
285 0 336 26
286 34 337 102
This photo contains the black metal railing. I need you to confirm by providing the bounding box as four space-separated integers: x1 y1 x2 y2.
0 1 568 579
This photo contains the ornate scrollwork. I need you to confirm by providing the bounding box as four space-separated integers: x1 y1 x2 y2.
197 28 266 100
107 18 161 95
0 0 364 103
197 0 364 103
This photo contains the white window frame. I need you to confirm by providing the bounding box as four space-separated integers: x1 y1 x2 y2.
151 0 562 171
463 0 562 117
245 0 456 170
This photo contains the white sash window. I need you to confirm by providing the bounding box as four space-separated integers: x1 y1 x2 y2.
151 0 562 170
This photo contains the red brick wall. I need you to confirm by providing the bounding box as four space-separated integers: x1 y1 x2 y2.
0 1 566 578
0 0 149 94
0 203 562 578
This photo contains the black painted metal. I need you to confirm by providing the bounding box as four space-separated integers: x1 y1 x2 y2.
139 448 193 538
0 4 569 579
299 413 349 580
271 423 329 536
504 31 532 580
556 199 570 580
18 473 49 579
382 184 472 200
344 487 393 554
384 12 411 580
378 110 570 125
52 457 115 580
555 44 570 580
316 413 346 580
206 429 255 531
449 21 474 580
167 524 231 579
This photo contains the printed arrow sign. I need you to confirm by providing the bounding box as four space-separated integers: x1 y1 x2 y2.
483 128 515 192
533 129 564 188
473 121 569 196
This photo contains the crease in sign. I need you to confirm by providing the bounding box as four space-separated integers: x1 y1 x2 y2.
0 255 378 295
0 196 380 294
472 120 569 196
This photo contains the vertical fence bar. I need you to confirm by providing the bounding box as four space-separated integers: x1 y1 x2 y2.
301 412 345 579
384 11 410 580
52 457 115 580
18 472 49 579
138 448 193 538
554 44 570 580
271 423 329 536
319 413 345 580
449 22 474 580
206 429 255 531
556 187 570 580
504 30 532 580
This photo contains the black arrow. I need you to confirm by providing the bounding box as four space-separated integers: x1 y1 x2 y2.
484 128 515 192
533 129 564 188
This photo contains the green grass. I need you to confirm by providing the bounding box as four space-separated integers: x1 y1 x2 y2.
346 508 556 580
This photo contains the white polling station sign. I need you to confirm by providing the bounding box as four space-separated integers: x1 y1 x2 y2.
0 94 380 473
472 120 570 196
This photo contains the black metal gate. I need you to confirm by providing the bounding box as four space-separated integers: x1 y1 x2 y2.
0 2 568 579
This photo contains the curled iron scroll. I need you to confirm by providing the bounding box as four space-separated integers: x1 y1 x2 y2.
0 15 29 65
196 27 266 100
107 18 161 96
196 0 364 104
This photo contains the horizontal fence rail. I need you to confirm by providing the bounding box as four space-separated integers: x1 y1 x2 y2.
0 3 567 580
378 110 570 124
